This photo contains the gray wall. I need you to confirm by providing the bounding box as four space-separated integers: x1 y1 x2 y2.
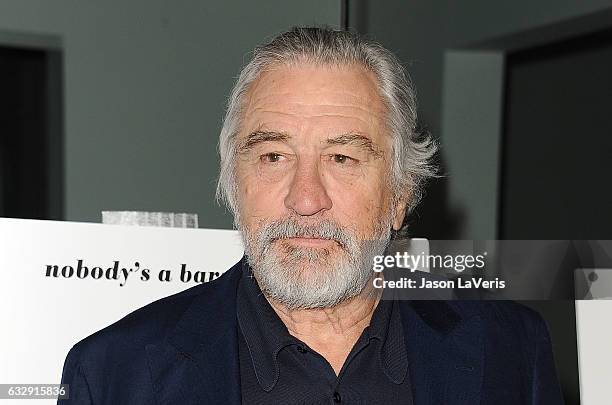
0 0 340 228
350 0 612 239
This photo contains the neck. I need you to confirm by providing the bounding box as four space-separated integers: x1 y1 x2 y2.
267 276 380 375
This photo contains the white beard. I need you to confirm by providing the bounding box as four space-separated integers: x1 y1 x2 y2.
241 216 392 309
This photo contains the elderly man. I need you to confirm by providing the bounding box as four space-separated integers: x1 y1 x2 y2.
59 27 563 404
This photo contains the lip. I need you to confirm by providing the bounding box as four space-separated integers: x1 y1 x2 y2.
280 237 338 248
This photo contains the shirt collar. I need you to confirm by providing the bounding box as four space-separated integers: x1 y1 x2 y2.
236 260 409 391
236 261 295 392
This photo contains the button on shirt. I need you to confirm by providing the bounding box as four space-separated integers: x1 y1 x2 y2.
236 263 414 404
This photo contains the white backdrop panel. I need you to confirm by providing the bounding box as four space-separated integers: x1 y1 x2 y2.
0 218 244 403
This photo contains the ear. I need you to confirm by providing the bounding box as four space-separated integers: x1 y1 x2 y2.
392 199 408 231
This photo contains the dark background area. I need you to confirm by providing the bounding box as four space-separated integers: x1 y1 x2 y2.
0 46 62 220
500 28 612 242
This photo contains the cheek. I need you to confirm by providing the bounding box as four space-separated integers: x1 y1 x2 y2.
237 168 288 220
329 182 392 233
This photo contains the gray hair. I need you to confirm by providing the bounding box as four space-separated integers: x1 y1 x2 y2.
216 26 438 231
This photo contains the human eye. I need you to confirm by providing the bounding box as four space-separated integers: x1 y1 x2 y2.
260 152 285 163
329 154 358 165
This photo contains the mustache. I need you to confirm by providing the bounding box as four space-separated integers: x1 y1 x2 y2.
257 218 354 250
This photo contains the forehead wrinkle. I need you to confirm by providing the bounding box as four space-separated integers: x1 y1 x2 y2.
252 101 385 117
244 106 383 134
247 108 385 131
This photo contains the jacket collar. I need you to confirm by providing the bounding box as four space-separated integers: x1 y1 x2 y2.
146 258 244 405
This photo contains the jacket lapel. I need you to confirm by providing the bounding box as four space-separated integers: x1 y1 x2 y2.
146 260 244 405
401 301 484 405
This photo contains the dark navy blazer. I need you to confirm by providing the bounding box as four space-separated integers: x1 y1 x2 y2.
58 258 564 404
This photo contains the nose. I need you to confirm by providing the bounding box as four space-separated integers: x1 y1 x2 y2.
284 159 332 216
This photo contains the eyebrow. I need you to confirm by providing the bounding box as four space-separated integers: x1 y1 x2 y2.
238 130 384 158
326 133 384 158
238 130 290 153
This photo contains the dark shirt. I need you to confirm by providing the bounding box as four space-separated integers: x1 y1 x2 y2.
236 262 414 404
